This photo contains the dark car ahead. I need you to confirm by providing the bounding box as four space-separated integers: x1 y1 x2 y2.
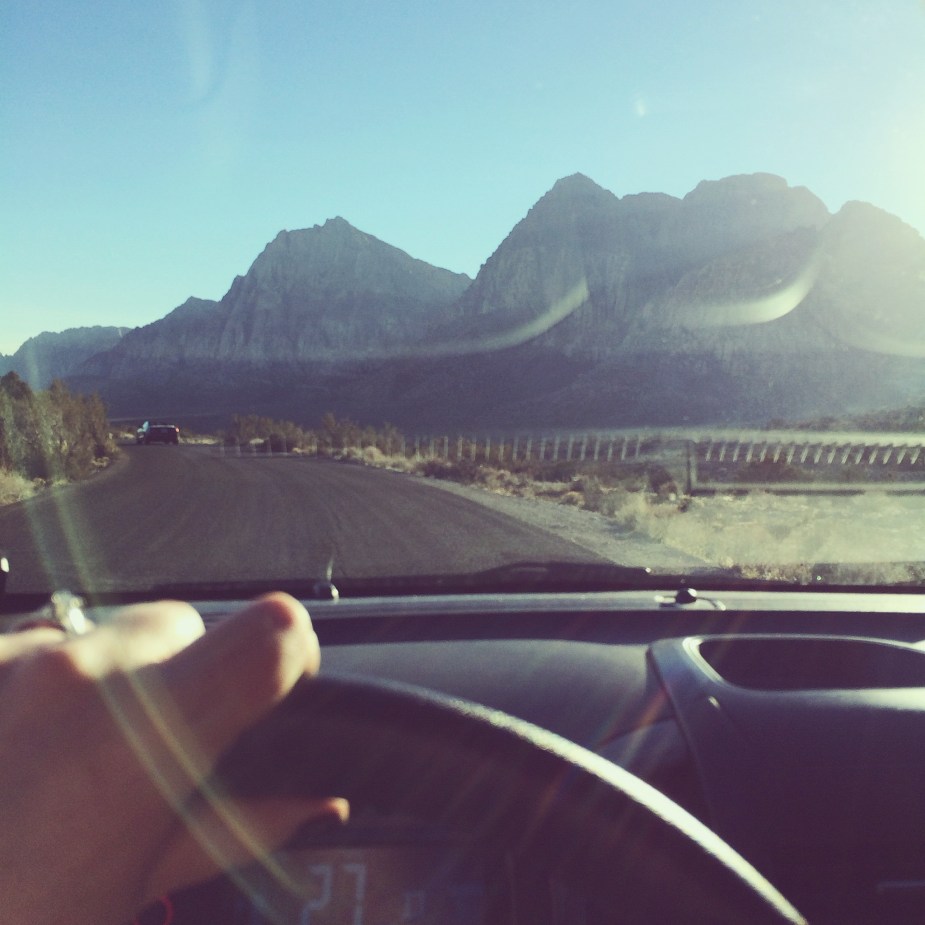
137 421 180 445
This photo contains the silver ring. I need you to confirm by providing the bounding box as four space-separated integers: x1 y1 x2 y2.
6 590 94 636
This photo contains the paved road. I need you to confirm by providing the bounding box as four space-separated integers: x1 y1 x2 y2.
0 446 605 593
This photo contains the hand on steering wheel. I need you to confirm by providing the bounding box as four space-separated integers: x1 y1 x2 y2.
0 594 346 925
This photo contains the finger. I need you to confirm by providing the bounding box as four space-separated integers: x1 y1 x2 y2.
107 593 318 806
0 601 205 719
19 595 319 852
0 627 76 693
153 593 318 762
85 600 206 670
142 795 349 905
15 600 206 703
0 597 200 693
0 626 73 660
0 602 210 815
1 600 206 686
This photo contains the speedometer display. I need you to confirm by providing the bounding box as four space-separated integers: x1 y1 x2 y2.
230 843 487 925
136 818 497 925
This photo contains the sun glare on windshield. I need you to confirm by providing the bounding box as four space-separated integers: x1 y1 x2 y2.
2 2 925 593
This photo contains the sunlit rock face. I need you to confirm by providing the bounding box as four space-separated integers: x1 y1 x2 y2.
433 173 832 357
662 173 829 269
212 219 470 362
810 202 925 358
71 173 925 428
82 218 471 378
418 172 925 425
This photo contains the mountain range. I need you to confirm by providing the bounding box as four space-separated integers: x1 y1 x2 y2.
20 172 925 429
0 327 127 390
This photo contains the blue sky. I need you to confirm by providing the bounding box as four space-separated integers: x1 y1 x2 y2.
3 0 924 354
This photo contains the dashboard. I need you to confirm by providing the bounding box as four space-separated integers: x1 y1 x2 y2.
53 588 925 923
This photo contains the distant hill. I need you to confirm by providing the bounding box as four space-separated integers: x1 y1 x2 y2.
68 173 925 429
2 327 127 389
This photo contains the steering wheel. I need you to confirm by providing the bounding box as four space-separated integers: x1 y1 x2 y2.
212 674 805 925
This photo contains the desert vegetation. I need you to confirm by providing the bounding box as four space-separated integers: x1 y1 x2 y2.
216 412 925 584
0 372 115 505
768 400 925 433
221 413 686 529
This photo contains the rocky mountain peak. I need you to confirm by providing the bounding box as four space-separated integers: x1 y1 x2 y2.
79 217 472 373
685 171 790 199
547 172 610 197
321 215 352 230
531 173 619 216
244 218 470 306
679 172 829 229
654 173 830 272
829 200 924 248
809 200 925 357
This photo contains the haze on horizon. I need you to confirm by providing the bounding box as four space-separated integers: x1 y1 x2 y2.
3 0 924 356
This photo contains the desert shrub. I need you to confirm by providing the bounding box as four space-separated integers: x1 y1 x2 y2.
525 459 580 482
417 458 484 484
0 470 37 506
734 563 817 583
357 445 383 464
318 412 360 452
227 414 309 450
0 375 115 484
647 464 677 495
262 432 297 453
575 475 606 511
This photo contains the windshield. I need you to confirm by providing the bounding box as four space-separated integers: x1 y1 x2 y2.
3 2 925 596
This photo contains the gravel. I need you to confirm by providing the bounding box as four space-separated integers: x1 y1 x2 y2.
417 477 707 571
